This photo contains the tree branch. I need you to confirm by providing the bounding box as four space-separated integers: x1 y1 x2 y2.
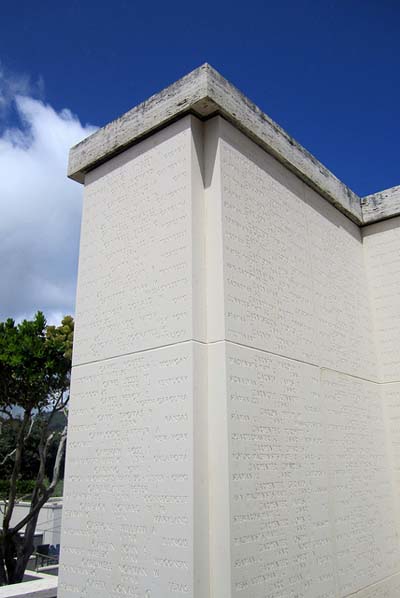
49 425 67 491
2 411 31 532
1 414 35 466
0 407 13 420
11 425 67 536
0 449 16 467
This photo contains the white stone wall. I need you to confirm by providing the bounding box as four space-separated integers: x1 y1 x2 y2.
60 343 207 597
0 571 58 598
218 118 377 380
348 572 400 597
363 218 400 587
59 117 209 598
363 218 400 382
71 116 207 366
59 114 400 598
208 120 400 597
214 344 399 598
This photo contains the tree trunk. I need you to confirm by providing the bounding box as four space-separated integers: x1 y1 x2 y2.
3 412 30 533
10 525 37 584
0 515 43 584
0 424 68 584
0 540 8 586
0 532 24 585
10 491 46 583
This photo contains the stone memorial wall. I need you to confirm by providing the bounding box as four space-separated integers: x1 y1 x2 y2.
58 64 400 598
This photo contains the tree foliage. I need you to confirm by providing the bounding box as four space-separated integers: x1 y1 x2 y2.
0 312 73 585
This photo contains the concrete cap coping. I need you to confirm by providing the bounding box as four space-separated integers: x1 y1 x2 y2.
13 500 62 509
0 572 57 597
68 63 398 226
362 184 400 225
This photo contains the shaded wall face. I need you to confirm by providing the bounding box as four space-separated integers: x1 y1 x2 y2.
218 346 399 597
363 218 400 383
218 119 377 380
210 119 400 598
59 114 400 598
364 217 400 537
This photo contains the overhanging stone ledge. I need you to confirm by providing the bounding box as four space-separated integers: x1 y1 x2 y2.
68 63 364 223
362 184 400 225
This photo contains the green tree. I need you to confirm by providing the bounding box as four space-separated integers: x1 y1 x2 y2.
0 312 73 585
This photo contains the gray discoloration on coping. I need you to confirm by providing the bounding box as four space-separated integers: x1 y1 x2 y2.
68 63 398 225
362 185 400 224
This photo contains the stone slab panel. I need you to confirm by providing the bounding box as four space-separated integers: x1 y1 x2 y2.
347 572 400 597
321 369 400 596
58 342 207 598
72 116 206 366
218 343 399 598
383 383 400 520
218 118 377 380
223 342 336 598
364 217 400 382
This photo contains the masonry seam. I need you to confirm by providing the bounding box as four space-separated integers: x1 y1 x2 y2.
73 337 383 385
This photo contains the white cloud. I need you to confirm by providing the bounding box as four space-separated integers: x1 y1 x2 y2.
0 83 97 324
0 63 43 117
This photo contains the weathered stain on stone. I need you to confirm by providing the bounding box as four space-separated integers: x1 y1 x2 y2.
362 185 400 224
68 64 398 226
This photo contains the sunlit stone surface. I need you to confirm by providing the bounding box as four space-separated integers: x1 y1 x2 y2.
59 65 400 598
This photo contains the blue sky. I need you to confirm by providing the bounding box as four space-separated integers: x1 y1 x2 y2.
0 0 399 321
2 0 399 195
